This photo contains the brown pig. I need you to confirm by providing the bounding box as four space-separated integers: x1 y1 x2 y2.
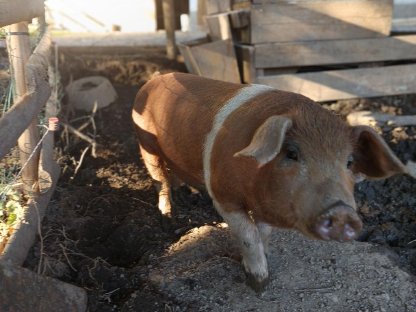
132 72 407 291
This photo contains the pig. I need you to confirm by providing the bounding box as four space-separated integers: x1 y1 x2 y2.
132 72 407 291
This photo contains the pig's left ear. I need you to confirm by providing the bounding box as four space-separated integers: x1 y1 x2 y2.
234 115 292 167
351 125 407 179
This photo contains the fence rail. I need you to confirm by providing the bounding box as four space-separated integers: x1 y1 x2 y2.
0 0 45 28
0 3 60 266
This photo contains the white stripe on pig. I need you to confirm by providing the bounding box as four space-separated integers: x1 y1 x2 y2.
203 84 273 202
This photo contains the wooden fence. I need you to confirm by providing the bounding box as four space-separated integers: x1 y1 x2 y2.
0 0 60 265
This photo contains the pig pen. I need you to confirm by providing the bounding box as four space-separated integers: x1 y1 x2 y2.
23 46 416 311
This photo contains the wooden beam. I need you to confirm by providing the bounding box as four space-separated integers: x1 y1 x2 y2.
0 0 44 27
6 23 40 195
255 35 416 68
162 0 177 60
1 28 51 163
257 64 416 102
250 0 392 44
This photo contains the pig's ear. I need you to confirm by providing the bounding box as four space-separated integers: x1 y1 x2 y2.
234 115 292 167
351 125 407 179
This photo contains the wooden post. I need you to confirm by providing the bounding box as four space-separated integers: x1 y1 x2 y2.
7 22 40 196
162 0 177 60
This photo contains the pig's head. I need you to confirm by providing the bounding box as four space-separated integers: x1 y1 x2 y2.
234 102 407 242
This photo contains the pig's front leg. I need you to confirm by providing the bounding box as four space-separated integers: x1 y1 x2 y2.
214 201 269 292
256 222 273 259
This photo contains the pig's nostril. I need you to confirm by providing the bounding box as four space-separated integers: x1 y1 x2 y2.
343 224 357 241
322 219 332 228
316 218 332 240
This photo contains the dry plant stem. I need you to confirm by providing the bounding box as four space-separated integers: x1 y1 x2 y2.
33 201 45 275
131 197 156 208
73 146 90 177
62 122 97 157
59 243 77 272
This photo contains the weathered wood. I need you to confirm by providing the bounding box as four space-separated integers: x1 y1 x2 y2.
249 0 393 44
393 0 416 19
205 0 231 15
0 29 51 161
0 0 44 27
1 163 59 265
162 0 177 60
0 260 87 312
178 37 208 75
155 0 189 30
179 39 241 83
229 9 250 29
257 64 416 102
7 23 40 195
255 35 416 68
206 13 232 40
197 0 207 25
235 44 256 83
392 17 416 33
347 111 416 127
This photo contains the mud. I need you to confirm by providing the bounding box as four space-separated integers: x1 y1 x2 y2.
22 47 416 311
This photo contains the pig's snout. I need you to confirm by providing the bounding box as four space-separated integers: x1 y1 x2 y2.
314 203 362 242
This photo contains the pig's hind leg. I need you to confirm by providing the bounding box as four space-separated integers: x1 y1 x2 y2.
139 145 173 227
214 201 269 292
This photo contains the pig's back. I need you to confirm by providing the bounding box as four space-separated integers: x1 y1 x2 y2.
132 73 245 186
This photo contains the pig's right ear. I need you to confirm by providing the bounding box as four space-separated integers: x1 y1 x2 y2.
351 125 407 179
234 115 292 167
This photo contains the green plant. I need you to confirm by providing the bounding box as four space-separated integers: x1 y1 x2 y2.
0 186 22 225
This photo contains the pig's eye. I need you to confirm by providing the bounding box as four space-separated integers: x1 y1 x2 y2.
285 148 299 161
347 155 354 169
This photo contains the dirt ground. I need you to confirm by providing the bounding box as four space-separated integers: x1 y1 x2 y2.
21 46 416 311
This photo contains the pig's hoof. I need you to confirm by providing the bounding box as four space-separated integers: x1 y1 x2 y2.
245 272 270 293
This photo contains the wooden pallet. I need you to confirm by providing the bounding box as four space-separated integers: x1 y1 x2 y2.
236 34 416 101
239 0 393 44
189 0 416 102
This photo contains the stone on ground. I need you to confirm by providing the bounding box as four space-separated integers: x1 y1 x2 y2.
0 260 87 312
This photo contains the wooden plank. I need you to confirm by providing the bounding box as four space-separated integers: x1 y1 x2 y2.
250 0 393 44
206 13 232 40
393 1 416 19
205 0 231 15
229 9 250 28
257 64 416 102
0 0 44 27
392 18 416 33
181 39 241 83
255 35 416 68
206 10 250 41
178 37 209 75
191 39 241 83
235 44 256 83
